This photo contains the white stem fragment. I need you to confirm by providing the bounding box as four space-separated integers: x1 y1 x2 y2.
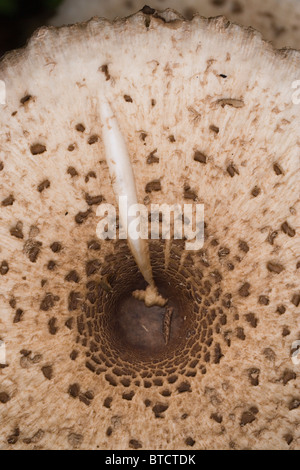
99 97 157 289
132 285 167 308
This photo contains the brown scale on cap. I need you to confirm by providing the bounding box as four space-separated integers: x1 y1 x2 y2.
147 149 160 164
88 135 99 145
2 194 15 207
37 180 50 193
75 123 85 133
67 166 78 177
30 143 47 155
0 10 299 451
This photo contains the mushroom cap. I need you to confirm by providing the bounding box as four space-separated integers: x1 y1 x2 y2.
0 10 299 450
51 0 300 49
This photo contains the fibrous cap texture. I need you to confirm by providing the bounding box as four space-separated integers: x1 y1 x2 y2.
0 10 299 450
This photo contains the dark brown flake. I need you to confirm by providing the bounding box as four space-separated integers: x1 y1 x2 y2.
283 326 291 339
85 194 104 206
30 144 46 155
129 439 142 449
239 240 249 253
38 180 50 193
209 124 219 134
210 413 223 423
214 343 223 363
152 403 169 417
240 410 256 426
68 383 80 398
103 397 113 408
75 209 92 225
7 428 20 445
122 391 135 401
267 231 278 245
100 64 110 81
10 222 24 239
273 163 284 175
40 293 58 311
88 240 100 251
194 151 207 164
65 270 80 283
245 313 258 328
267 262 285 274
105 374 117 386
227 164 239 177
177 382 191 393
291 294 300 307
124 95 133 103
13 309 24 323
185 437 195 447
184 185 197 201
41 365 53 380
79 394 91 406
288 398 300 411
251 186 261 197
70 350 79 361
284 434 293 446
20 94 32 104
88 135 99 145
48 317 58 335
147 149 159 164
276 305 286 315
217 98 244 108
85 171 96 183
145 180 161 193
68 291 81 311
281 222 296 238
75 123 85 132
239 282 250 297
67 167 78 177
282 370 296 385
25 240 42 263
0 392 11 404
2 195 15 207
248 368 260 386
236 327 246 340
41 254 52 270
84 391 94 400
86 260 101 276
50 242 62 253
65 318 74 330
218 247 230 258
259 295 270 306
0 261 9 275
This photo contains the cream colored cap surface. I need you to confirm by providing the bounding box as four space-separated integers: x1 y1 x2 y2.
0 10 299 449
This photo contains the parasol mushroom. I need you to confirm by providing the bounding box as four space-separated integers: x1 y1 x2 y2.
51 0 300 49
0 9 299 450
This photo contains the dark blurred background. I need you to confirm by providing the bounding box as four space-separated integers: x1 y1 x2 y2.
0 0 63 59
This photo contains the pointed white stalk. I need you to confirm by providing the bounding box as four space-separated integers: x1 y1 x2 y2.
99 96 154 287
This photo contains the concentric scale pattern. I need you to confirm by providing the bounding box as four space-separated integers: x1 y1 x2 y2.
75 236 242 392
